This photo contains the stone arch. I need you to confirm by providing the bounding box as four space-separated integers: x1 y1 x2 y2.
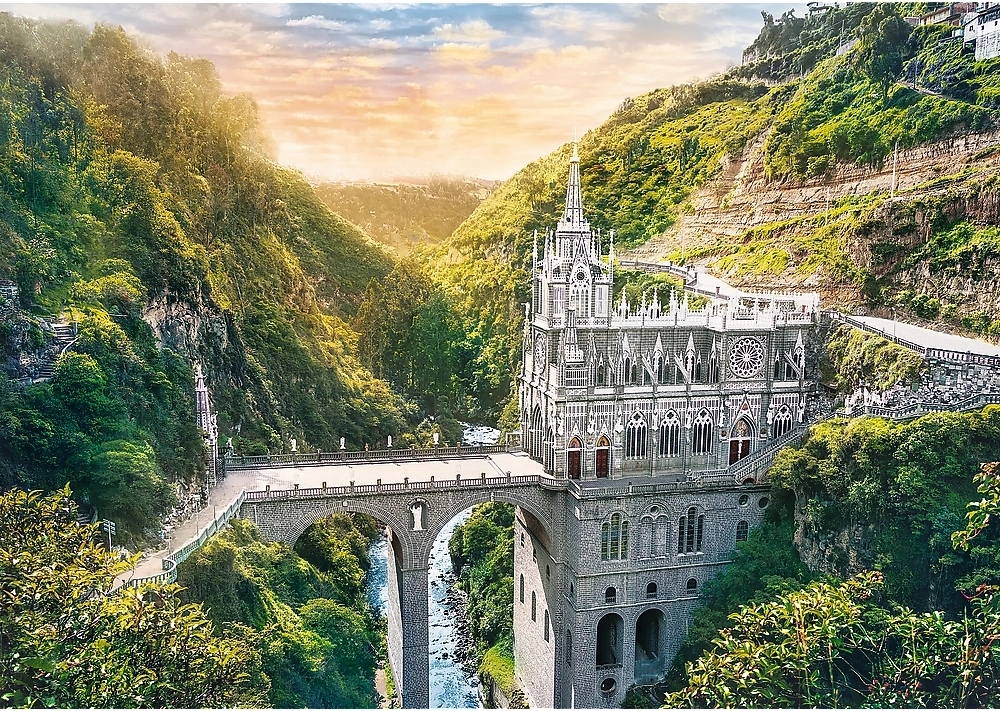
420 488 555 566
278 499 416 562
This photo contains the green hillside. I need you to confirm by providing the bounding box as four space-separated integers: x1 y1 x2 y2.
433 2 1000 420
0 16 411 537
315 179 488 255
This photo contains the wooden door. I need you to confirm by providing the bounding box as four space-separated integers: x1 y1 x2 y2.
596 447 609 478
568 449 581 479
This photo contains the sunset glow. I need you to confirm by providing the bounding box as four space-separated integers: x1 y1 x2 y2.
6 3 790 181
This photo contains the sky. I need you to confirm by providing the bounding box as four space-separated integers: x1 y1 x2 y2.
4 3 797 182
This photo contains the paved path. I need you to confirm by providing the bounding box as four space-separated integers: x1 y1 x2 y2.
114 452 544 588
849 315 1000 357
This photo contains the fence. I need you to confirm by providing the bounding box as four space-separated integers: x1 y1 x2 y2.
121 490 247 589
225 444 509 471
833 313 1000 368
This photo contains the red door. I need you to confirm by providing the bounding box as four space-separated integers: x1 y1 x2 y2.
568 449 581 479
596 447 609 478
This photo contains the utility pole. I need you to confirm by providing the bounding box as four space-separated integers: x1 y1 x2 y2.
891 141 899 196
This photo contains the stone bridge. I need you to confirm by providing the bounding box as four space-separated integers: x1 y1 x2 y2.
227 446 558 708
220 433 802 709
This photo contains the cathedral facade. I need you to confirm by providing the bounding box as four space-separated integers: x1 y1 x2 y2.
513 146 821 707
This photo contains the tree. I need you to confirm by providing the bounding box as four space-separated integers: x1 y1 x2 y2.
0 486 269 708
853 4 912 98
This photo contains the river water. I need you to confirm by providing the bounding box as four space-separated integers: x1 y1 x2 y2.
366 513 480 708
366 421 499 707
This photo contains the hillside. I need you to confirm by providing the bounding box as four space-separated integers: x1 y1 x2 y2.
315 179 491 255
434 3 1000 419
0 16 410 537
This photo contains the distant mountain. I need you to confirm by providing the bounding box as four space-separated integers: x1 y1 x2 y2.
315 178 493 254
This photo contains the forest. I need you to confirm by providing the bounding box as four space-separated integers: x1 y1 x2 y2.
5 1 1000 708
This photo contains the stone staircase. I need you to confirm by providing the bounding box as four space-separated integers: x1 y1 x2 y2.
33 321 77 382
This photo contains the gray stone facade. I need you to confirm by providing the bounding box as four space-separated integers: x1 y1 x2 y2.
512 148 821 707
231 150 824 709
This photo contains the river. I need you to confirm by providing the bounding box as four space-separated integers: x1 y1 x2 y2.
365 424 498 708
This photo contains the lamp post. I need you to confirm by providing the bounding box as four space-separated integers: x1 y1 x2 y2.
102 519 116 552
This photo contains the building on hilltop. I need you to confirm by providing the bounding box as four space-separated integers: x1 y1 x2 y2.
966 3 1000 59
514 146 822 707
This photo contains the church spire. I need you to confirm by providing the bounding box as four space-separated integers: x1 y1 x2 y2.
563 141 584 226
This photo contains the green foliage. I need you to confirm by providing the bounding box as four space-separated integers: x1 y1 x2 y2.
479 638 527 709
315 179 486 255
854 5 912 97
768 409 1000 610
0 314 199 538
449 503 516 658
667 570 1000 708
0 14 410 467
825 324 925 391
0 486 268 708
666 498 813 691
176 516 380 708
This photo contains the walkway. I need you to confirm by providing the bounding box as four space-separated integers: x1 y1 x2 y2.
845 315 1000 358
114 450 545 589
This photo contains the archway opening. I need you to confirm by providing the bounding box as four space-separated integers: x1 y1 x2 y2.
634 608 665 683
596 436 610 478
728 416 755 465
596 613 624 667
567 436 582 479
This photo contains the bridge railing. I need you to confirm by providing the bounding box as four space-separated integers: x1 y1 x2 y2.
851 392 1000 420
226 444 510 470
242 473 552 501
120 490 247 590
834 313 1000 367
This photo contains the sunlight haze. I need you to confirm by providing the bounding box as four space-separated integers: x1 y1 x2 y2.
5 3 792 181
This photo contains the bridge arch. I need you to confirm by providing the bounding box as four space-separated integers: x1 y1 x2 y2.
278 500 419 566
421 487 556 565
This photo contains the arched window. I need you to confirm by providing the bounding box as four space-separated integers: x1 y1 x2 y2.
544 610 550 641
531 591 537 621
566 629 573 665
709 348 720 383
692 410 713 455
658 411 681 457
678 506 705 554
625 413 647 459
728 417 754 465
623 357 633 385
646 582 658 599
736 520 749 542
773 354 783 380
601 513 629 561
597 362 606 386
686 578 698 592
519 574 525 603
773 405 793 438
605 586 617 604
649 517 658 557
656 356 664 384
694 356 703 383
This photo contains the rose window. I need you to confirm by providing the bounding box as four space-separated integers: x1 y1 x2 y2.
728 338 764 379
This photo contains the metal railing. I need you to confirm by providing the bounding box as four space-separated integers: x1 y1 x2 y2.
833 313 1000 367
121 490 247 589
225 444 510 471
850 392 1000 420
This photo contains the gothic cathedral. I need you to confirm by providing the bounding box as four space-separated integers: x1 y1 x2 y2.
513 145 821 707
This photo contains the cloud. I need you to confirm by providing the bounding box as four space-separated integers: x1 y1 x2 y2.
286 15 344 31
3 3 785 181
432 19 504 43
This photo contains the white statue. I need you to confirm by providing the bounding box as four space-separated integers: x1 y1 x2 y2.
290 438 297 452
410 502 425 531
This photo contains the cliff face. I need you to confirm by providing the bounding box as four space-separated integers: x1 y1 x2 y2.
628 128 1000 298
